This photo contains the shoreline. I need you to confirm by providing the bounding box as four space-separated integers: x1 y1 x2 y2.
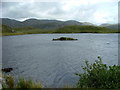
1 32 119 36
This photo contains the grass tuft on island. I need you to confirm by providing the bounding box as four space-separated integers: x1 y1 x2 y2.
53 37 78 41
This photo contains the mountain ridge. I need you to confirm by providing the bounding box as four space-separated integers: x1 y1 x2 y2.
0 18 118 30
100 23 119 29
0 18 94 30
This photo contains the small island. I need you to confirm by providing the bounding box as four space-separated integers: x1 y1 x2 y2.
52 37 78 41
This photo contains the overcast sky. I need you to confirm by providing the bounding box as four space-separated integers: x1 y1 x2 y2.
1 0 119 25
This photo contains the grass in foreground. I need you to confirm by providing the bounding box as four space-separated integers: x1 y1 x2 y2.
75 57 120 89
2 75 43 88
2 57 120 89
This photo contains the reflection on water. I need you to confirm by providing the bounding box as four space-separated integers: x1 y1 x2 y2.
2 34 118 87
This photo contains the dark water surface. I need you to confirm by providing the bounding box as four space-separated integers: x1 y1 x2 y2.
2 33 118 87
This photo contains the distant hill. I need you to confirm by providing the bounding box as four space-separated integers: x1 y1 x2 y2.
1 18 119 36
1 18 23 27
0 18 94 30
22 19 64 29
100 24 119 30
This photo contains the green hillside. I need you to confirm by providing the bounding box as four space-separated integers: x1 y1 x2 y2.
0 24 13 33
1 24 119 36
54 25 119 33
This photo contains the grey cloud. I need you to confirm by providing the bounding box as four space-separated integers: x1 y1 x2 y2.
2 2 64 19
1 1 118 24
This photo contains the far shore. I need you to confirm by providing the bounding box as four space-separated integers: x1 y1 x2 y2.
1 32 119 36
